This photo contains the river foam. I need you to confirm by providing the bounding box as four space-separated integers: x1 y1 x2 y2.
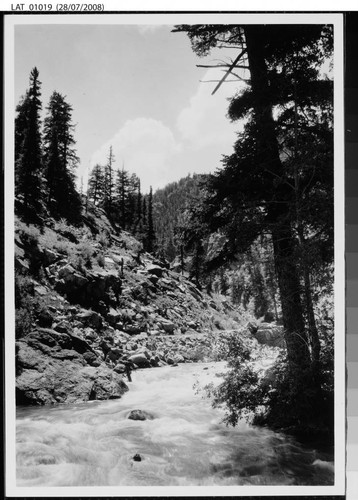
16 362 334 487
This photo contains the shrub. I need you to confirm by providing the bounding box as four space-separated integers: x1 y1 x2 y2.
54 218 71 234
53 239 73 256
15 273 36 338
77 242 94 269
16 222 41 247
201 330 334 440
16 223 43 276
97 231 110 249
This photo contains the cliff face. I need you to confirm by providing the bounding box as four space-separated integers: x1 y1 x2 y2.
15 204 242 405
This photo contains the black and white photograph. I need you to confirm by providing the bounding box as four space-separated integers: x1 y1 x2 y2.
4 12 345 497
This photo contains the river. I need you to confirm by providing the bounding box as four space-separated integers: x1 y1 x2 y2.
16 362 334 487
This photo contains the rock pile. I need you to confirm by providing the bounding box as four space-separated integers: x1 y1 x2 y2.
15 212 240 405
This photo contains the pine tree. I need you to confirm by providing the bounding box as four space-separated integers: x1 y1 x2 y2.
127 173 140 229
43 91 81 222
133 179 142 235
88 164 104 205
145 186 155 253
115 165 130 229
103 146 115 217
15 67 46 222
15 92 31 163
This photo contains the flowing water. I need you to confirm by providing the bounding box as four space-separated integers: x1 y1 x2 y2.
16 362 334 487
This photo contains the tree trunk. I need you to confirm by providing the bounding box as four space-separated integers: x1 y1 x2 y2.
244 26 311 369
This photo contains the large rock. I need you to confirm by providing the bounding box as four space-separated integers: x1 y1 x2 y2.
76 310 103 329
107 308 122 326
16 336 128 405
58 264 88 287
253 323 285 348
42 247 60 266
124 324 142 335
160 320 175 334
128 353 151 368
56 265 122 310
145 264 165 278
127 409 155 421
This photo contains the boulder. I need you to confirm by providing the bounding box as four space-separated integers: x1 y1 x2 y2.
53 322 69 334
68 332 96 355
26 328 71 349
42 248 59 266
254 323 285 347
124 324 142 336
107 308 122 326
87 368 128 400
76 310 102 329
173 354 185 364
37 309 54 328
147 275 159 286
128 353 151 368
106 348 124 364
149 357 159 367
113 363 126 374
83 351 101 366
16 338 128 405
145 264 165 278
161 320 175 334
127 409 155 421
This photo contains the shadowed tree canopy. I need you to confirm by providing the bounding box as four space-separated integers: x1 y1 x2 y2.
174 24 333 375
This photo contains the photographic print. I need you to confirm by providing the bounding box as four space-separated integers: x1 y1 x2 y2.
4 12 345 497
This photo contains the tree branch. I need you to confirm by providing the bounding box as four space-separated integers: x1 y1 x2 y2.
211 49 248 95
196 64 249 69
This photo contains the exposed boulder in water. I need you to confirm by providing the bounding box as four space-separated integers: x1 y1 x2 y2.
127 409 155 421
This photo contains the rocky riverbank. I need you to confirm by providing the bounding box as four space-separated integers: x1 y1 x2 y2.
15 204 251 405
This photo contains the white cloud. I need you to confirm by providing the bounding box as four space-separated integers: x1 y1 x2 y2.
177 68 245 149
89 118 181 193
88 69 248 193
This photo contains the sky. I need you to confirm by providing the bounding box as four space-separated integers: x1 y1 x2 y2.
14 22 246 194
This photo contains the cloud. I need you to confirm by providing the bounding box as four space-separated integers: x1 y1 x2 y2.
177 68 245 149
88 70 247 193
89 118 181 193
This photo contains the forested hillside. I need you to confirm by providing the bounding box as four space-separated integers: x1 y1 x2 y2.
153 174 206 262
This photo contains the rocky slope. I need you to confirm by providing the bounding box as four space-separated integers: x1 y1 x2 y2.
15 203 246 405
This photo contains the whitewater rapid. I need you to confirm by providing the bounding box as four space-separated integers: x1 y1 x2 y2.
16 362 334 487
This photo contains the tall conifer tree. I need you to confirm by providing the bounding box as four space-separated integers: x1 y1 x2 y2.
101 146 115 218
43 91 81 222
15 67 46 222
88 164 104 205
145 186 156 253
